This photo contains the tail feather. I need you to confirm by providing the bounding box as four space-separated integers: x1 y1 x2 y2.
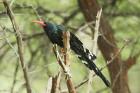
69 33 110 87
79 48 110 87
89 61 110 87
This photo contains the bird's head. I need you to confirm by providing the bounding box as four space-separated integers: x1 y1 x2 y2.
32 20 64 33
32 20 48 27
32 20 56 31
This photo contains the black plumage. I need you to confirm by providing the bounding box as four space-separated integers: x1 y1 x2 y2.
33 21 110 87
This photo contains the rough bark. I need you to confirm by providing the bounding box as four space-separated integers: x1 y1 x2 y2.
78 0 134 93
51 72 61 93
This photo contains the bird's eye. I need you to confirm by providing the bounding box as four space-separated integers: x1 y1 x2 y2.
44 22 48 26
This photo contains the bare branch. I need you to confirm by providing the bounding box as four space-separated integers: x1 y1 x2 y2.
87 8 102 93
63 31 76 93
53 45 71 77
10 62 19 93
50 72 61 93
46 77 53 93
2 0 32 93
101 40 130 71
52 31 76 93
0 25 19 57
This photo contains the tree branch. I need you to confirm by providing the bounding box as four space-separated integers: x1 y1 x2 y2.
2 0 32 93
87 8 102 93
63 31 76 93
10 62 19 93
51 72 61 93
52 31 76 93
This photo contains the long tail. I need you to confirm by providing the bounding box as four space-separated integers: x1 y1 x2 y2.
78 48 110 87
69 33 110 87
87 59 110 87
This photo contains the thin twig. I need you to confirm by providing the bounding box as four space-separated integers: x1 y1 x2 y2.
2 0 32 93
10 61 19 93
0 25 19 57
87 8 102 93
77 21 95 32
111 62 122 89
53 45 71 77
100 40 129 71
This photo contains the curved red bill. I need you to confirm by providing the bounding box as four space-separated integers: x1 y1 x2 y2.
32 20 46 26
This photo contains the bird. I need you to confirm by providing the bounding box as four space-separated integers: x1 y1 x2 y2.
32 20 110 87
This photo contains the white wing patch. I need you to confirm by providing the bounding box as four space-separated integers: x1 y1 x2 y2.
84 48 96 61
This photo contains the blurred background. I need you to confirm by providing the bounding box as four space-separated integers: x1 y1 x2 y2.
0 0 140 93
